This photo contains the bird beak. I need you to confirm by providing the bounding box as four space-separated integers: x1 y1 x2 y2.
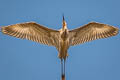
63 14 65 21
62 14 67 29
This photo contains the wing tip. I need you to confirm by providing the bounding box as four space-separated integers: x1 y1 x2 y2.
1 26 9 35
0 26 5 33
0 26 2 32
114 27 119 35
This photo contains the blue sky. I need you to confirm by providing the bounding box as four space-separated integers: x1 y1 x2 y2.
0 0 120 80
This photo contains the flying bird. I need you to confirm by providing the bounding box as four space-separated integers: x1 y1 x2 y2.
1 16 119 80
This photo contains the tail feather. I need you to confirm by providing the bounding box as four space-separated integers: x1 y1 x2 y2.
58 53 69 59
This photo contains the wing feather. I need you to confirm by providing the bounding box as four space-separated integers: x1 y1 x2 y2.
69 22 119 46
1 22 60 47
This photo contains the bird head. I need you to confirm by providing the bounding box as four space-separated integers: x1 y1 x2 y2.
62 14 67 30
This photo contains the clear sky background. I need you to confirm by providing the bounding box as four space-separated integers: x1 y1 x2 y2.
0 0 120 80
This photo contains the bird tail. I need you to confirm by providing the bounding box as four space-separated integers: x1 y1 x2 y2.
58 53 69 59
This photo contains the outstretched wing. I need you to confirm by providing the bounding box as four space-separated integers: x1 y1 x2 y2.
1 22 60 47
69 22 119 46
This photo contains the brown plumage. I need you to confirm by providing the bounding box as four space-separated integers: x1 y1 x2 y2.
69 22 119 45
1 16 119 80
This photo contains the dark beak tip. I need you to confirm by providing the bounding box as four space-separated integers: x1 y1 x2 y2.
63 14 65 21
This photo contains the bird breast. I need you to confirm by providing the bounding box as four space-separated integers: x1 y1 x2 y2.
60 29 69 41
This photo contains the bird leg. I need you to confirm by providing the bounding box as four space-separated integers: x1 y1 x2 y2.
64 59 66 77
61 59 63 77
62 74 65 80
61 59 66 80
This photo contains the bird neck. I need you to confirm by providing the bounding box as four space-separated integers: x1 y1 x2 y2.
62 21 67 30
